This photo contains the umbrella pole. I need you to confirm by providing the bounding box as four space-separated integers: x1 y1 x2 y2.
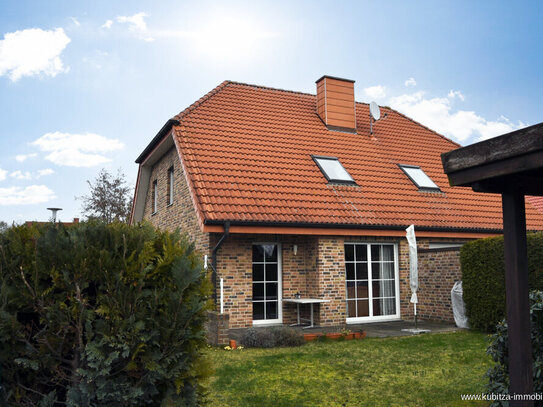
414 303 418 330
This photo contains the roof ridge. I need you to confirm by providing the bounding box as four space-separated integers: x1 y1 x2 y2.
173 79 460 149
226 81 373 106
226 80 317 97
172 80 232 121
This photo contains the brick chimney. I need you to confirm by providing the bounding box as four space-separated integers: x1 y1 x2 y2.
316 75 356 132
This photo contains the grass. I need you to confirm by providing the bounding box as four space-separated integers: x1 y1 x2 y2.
206 331 492 406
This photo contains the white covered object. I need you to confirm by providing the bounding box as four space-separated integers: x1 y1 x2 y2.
405 225 418 304
451 281 469 328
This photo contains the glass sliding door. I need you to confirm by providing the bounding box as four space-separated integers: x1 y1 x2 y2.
345 243 399 322
252 243 282 324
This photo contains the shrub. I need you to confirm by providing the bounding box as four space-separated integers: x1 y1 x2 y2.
486 291 543 405
461 232 543 332
240 326 304 348
0 221 211 406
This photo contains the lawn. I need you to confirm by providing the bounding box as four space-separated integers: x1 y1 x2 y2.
206 331 492 406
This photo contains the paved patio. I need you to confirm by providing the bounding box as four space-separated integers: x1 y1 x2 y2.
229 319 461 341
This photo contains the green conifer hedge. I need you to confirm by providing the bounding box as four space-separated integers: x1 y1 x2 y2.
0 221 211 406
461 232 543 332
486 291 543 404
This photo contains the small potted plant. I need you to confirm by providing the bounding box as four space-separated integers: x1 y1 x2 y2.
341 328 354 340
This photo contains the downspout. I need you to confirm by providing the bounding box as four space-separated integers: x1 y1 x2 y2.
210 222 230 303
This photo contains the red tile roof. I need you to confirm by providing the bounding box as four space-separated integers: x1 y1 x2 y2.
166 81 543 232
527 196 543 214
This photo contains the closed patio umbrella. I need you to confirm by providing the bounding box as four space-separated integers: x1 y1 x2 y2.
406 225 418 327
403 225 430 334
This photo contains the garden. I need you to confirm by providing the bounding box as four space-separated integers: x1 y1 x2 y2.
1 223 542 406
206 331 491 406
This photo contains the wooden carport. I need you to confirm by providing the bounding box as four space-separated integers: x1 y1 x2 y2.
442 122 543 406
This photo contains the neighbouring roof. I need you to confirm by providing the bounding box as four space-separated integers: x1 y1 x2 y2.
136 80 543 232
527 196 543 213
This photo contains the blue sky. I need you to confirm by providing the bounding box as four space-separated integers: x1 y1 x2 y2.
1 0 542 224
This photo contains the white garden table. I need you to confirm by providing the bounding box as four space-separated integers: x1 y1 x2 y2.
283 298 330 329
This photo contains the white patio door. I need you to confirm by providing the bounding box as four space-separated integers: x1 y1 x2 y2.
252 243 282 325
345 243 400 322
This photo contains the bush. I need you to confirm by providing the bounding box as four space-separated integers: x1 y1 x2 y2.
486 291 543 405
461 232 543 332
0 221 211 406
240 326 304 348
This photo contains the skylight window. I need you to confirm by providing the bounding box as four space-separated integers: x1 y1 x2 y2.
312 155 355 184
399 164 440 191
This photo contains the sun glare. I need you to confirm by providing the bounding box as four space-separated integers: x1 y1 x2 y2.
191 16 275 59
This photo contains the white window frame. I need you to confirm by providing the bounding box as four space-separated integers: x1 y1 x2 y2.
312 155 356 185
252 242 283 326
398 164 440 191
167 167 174 206
152 180 158 214
345 242 401 324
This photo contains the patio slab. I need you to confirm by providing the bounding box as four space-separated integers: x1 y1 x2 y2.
229 319 461 342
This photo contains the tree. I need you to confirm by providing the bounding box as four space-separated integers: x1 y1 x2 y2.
0 222 211 406
0 221 7 233
79 168 132 223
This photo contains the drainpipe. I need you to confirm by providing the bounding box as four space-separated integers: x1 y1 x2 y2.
210 222 230 303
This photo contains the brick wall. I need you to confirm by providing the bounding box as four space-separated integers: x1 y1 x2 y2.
413 247 462 322
205 311 230 346
212 234 253 329
212 234 321 328
316 236 346 325
142 146 209 254
210 233 464 328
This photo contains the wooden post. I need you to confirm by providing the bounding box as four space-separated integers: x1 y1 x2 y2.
502 191 533 406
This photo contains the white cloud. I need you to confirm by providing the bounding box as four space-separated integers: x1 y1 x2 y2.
8 168 55 180
15 153 37 162
0 168 7 181
37 168 55 177
364 85 387 100
0 27 71 81
0 185 56 205
389 90 525 143
116 12 154 41
31 131 124 167
404 77 417 87
101 20 113 29
447 89 465 101
10 170 32 180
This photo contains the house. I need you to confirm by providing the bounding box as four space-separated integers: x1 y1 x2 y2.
130 76 543 341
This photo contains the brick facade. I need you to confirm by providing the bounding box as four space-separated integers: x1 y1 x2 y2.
210 233 464 328
141 149 466 330
205 311 230 346
142 146 209 254
413 247 462 322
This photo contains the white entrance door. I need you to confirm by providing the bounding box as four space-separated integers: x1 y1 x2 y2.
345 243 400 322
252 243 282 325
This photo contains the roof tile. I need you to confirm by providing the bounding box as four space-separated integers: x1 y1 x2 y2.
171 81 543 231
